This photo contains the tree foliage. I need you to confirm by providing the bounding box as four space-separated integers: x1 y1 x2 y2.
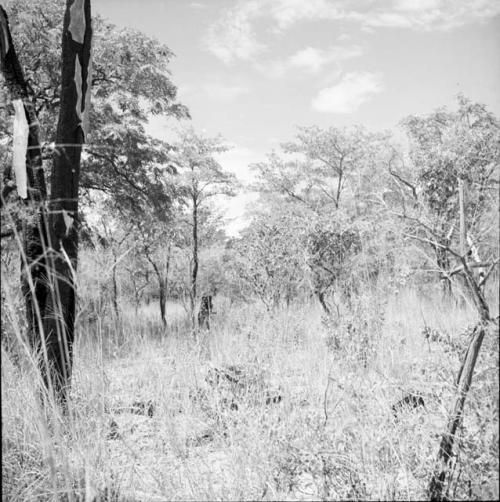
394 96 500 290
231 208 306 309
1 0 189 219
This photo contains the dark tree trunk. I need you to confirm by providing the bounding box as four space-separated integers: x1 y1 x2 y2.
112 253 119 318
42 0 92 400
198 295 213 329
159 277 166 326
316 290 331 315
0 7 49 358
160 242 172 326
148 259 166 326
191 196 198 330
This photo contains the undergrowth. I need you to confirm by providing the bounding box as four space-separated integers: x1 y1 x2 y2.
1 285 499 501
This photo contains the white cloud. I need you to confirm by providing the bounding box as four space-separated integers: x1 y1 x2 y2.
204 1 264 63
201 83 250 102
357 0 500 31
256 45 362 78
205 0 341 63
269 0 341 31
289 47 325 73
289 45 362 73
205 0 500 63
395 0 441 11
312 72 384 114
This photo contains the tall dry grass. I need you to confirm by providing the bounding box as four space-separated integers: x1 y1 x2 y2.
1 267 499 501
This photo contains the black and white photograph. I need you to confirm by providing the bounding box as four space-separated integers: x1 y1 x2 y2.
1 0 499 500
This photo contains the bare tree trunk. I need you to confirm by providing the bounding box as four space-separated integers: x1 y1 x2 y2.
146 259 166 326
134 285 140 315
316 290 331 315
0 6 49 353
42 0 92 401
165 242 171 295
158 277 166 326
458 179 467 257
160 242 172 326
111 253 119 318
428 321 489 500
197 295 213 329
191 196 198 332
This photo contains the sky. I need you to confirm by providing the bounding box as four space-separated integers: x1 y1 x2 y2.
93 0 500 234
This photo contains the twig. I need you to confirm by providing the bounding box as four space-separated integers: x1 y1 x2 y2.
323 375 333 427
478 259 499 289
388 167 418 199
403 233 462 259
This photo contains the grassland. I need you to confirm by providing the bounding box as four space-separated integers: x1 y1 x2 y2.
1 285 499 501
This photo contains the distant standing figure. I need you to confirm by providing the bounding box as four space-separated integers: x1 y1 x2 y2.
198 295 214 329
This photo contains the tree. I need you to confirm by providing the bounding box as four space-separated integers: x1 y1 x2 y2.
1 0 189 399
172 128 237 331
394 96 500 296
376 98 500 500
279 125 386 213
40 0 93 400
425 182 498 501
251 126 390 312
1 5 49 357
1 0 189 216
393 102 499 499
96 214 132 319
232 207 306 310
1 0 92 399
130 213 177 326
307 220 361 314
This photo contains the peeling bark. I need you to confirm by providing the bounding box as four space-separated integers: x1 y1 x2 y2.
0 6 49 356
42 0 92 400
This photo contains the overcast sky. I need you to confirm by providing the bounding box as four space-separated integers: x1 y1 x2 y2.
93 0 500 234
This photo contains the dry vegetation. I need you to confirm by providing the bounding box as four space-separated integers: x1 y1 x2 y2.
1 3 499 501
2 271 498 501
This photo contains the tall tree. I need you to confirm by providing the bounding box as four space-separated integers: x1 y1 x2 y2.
39 0 92 399
1 0 188 399
173 128 237 331
0 5 49 352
